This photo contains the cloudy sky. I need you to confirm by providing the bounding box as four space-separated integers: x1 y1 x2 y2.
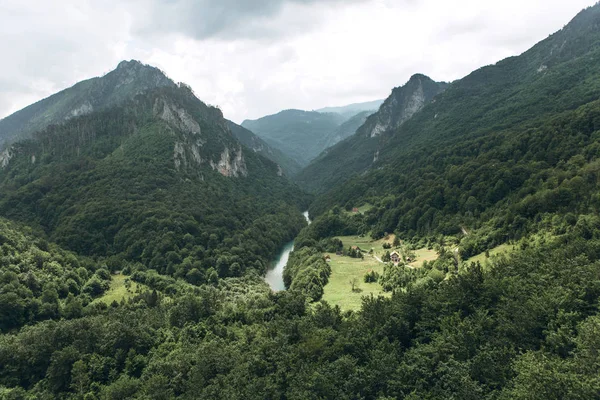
0 0 596 123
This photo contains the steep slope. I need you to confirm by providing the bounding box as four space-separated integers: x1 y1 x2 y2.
242 110 346 166
0 60 176 148
296 74 448 192
307 3 600 250
316 99 383 119
227 120 302 176
321 110 373 149
0 84 310 280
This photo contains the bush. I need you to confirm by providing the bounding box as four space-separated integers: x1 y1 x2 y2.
364 270 380 283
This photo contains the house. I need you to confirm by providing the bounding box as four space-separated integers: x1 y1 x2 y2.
390 251 401 265
352 207 359 213
324 255 331 262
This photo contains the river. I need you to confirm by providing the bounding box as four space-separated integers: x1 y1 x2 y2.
264 211 311 291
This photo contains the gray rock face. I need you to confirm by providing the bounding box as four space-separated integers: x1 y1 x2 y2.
360 74 448 138
154 97 202 135
0 148 12 168
211 146 248 178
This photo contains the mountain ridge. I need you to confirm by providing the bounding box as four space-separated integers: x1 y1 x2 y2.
0 60 176 148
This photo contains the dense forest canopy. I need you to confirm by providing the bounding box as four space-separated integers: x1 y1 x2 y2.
2 3 600 400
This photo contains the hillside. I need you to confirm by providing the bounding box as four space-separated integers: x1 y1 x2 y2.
227 120 302 176
0 60 176 148
321 110 373 149
242 109 347 166
316 99 383 119
0 84 310 281
296 74 448 192
303 3 600 252
4 4 600 400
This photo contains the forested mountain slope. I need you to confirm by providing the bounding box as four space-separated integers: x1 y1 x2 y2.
316 98 383 119
296 74 448 192
227 120 302 176
0 84 310 282
304 4 600 252
242 109 347 166
0 60 176 148
321 110 373 149
2 5 600 400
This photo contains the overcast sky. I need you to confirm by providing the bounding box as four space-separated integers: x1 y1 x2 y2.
0 0 597 123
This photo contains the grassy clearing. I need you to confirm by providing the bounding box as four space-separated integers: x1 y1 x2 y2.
344 203 374 215
321 235 439 310
464 243 515 267
409 248 440 267
321 253 389 311
92 274 146 305
335 234 395 259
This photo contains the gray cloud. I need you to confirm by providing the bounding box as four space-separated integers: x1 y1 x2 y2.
128 0 371 40
0 0 597 124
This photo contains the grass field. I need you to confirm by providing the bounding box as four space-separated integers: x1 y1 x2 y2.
335 234 394 259
321 252 390 311
409 248 440 267
92 274 146 305
464 243 515 267
344 203 374 215
321 235 439 310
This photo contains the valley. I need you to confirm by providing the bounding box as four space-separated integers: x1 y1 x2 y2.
1 3 600 399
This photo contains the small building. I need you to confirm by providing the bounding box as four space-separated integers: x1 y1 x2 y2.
352 207 359 213
390 251 401 265
324 255 331 262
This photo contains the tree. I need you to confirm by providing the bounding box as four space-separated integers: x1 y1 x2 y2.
382 251 391 262
71 360 90 397
349 278 359 292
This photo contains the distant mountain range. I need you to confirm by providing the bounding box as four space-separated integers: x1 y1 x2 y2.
241 99 382 167
316 99 384 119
296 74 448 192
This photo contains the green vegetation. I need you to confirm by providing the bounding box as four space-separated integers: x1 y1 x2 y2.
227 120 302 176
304 5 600 263
2 222 600 399
464 243 514 267
0 60 175 148
242 108 377 167
3 4 600 399
0 84 310 284
91 274 147 306
321 252 389 311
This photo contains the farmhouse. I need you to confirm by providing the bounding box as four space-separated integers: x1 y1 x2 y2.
390 251 401 265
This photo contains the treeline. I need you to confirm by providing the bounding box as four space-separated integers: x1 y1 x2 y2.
311 98 600 257
2 227 600 398
0 86 311 283
283 211 363 300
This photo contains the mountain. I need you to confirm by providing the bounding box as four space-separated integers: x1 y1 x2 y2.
4 5 600 400
0 82 310 279
305 3 600 247
241 110 347 166
241 99 382 167
227 121 302 176
296 74 448 192
0 60 176 148
321 110 373 149
316 99 383 119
